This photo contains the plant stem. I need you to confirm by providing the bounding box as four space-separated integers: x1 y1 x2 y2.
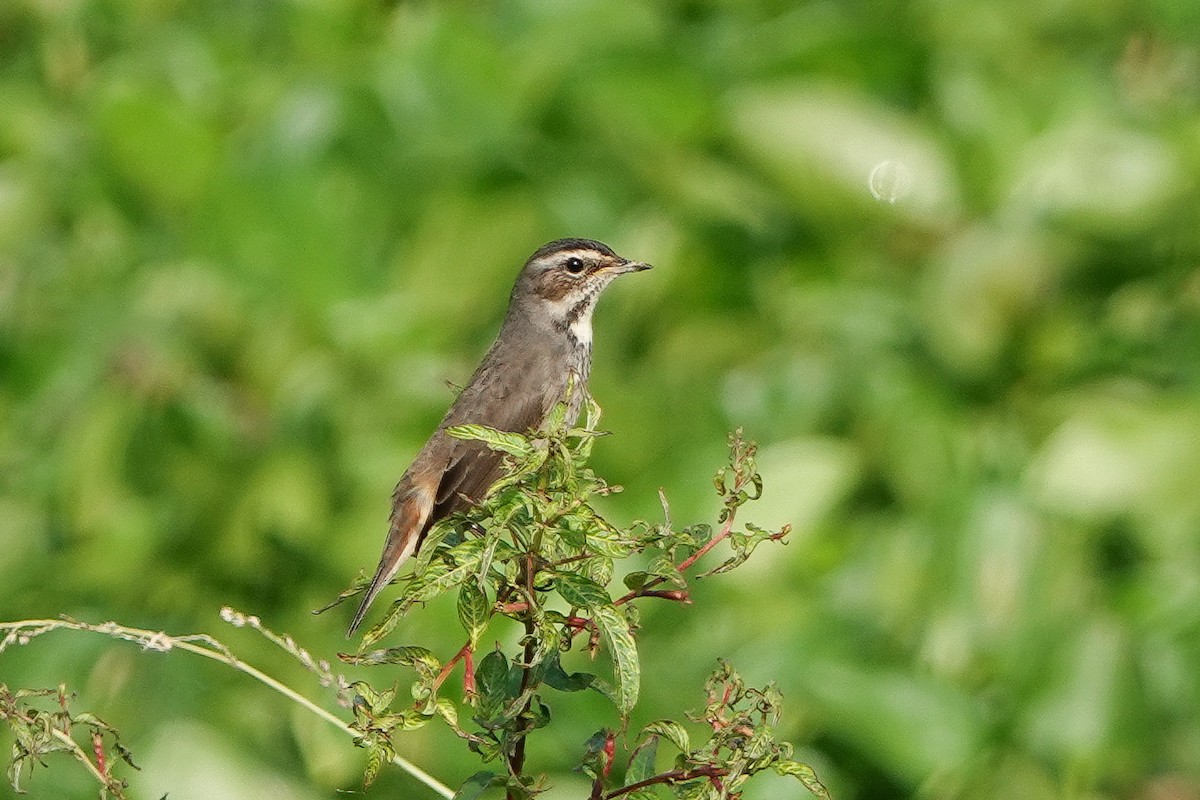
5 702 115 793
506 551 539 799
431 640 475 696
612 498 743 607
602 766 730 799
0 617 455 799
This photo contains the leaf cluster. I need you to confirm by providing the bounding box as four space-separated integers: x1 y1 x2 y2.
334 401 818 799
596 660 830 800
0 683 139 799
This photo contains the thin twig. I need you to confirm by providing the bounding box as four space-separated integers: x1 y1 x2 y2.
0 616 455 799
431 640 475 696
612 498 742 607
602 766 729 799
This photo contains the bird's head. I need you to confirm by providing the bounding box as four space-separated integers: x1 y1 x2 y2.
510 238 651 344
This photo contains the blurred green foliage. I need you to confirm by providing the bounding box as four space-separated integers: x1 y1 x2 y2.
2 0 1199 798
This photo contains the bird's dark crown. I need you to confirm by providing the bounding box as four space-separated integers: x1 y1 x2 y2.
527 238 617 263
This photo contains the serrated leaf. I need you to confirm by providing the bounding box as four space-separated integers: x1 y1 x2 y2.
362 739 394 788
775 760 831 799
350 680 382 708
446 424 533 457
555 571 613 609
641 720 690 754
377 708 434 733
341 645 440 672
586 556 614 587
453 770 505 800
457 582 489 646
647 554 686 587
401 539 487 609
544 394 571 433
505 771 547 800
557 521 587 549
312 573 367 614
434 698 466 735
591 604 639 715
411 518 459 572
358 598 406 649
529 605 561 669
483 446 549 496
585 525 635 558
677 780 719 800
743 726 774 760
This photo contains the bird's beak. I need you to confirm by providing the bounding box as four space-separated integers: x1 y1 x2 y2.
612 260 652 274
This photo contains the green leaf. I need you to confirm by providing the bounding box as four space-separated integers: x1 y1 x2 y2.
647 554 685 586
361 536 491 647
377 708 434 732
433 697 476 741
411 517 459 572
681 524 713 547
453 770 505 800
457 581 489 646
775 760 831 799
349 680 394 713
552 572 639 713
476 649 509 693
361 736 396 788
579 729 614 781
312 573 368 614
359 599 406 649
584 525 635 558
341 645 440 673
541 651 597 693
624 734 659 786
592 603 640 715
586 556 615 587
476 649 511 707
641 720 690 754
555 571 613 609
543 393 571 433
446 424 533 457
401 539 487 609
528 603 562 670
623 571 651 591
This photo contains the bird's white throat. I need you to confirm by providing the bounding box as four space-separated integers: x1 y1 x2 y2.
568 305 594 346
544 289 599 347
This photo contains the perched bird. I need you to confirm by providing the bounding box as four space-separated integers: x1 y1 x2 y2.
347 238 651 635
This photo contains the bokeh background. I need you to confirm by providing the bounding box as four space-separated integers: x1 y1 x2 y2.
3 1 1200 798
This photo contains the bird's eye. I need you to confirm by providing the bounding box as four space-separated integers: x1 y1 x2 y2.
565 256 586 274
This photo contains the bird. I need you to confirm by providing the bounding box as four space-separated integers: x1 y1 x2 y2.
347 238 651 635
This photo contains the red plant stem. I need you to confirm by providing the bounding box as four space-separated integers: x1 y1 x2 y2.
497 601 528 614
602 766 730 799
462 646 476 697
612 497 743 608
639 589 691 602
430 641 474 695
502 490 742 620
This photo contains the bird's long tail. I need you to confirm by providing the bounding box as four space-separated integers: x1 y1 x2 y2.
346 490 430 636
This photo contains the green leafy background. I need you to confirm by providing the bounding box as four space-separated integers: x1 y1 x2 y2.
2 1 1199 798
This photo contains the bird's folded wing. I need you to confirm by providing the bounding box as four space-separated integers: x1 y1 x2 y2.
433 391 547 515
